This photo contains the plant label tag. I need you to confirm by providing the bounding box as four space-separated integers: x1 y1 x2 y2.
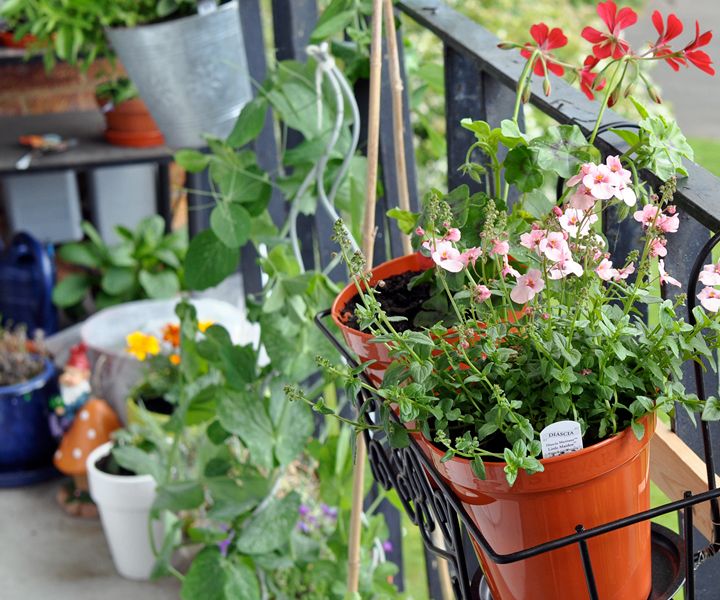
540 420 584 459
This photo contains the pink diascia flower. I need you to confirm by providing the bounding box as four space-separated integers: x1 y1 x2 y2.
633 204 660 228
658 259 681 287
430 241 465 273
649 238 668 258
558 208 598 238
548 257 584 279
569 184 597 210
474 284 492 302
572 157 636 206
510 269 545 304
415 226 425 236
460 246 482 266
502 255 521 279
582 164 616 200
520 228 547 254
595 258 617 281
444 228 461 242
656 211 680 233
567 163 594 187
698 287 720 312
614 262 636 281
539 231 570 262
633 204 680 233
699 261 720 286
490 238 510 257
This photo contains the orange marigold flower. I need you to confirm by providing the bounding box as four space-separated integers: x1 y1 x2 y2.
169 354 181 366
162 323 181 347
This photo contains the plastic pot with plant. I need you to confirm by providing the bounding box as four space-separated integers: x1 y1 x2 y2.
305 3 720 598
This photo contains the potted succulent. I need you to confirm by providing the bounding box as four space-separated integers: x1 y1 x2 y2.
314 2 719 599
0 325 57 486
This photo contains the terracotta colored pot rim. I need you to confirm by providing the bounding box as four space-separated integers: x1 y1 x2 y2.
330 252 434 342
412 413 656 493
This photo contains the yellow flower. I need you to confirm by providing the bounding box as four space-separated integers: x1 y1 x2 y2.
169 353 181 366
198 320 214 333
126 332 161 361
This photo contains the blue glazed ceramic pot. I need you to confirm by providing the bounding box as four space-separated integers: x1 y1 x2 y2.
0 358 57 484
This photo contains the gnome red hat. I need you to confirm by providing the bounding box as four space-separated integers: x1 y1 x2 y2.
67 343 90 372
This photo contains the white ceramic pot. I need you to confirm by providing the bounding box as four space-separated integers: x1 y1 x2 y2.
86 442 160 580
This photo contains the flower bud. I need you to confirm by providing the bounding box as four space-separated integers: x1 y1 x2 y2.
497 42 518 50
607 86 621 107
552 206 563 217
543 77 552 97
521 84 532 104
647 85 662 104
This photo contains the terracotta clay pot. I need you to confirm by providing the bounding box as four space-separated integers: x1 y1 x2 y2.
331 252 434 385
0 31 37 49
412 414 656 600
97 97 165 148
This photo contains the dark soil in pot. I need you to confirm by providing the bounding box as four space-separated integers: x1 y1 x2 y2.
95 453 135 477
341 270 431 333
134 395 174 415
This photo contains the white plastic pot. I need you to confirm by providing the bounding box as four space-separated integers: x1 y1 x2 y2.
86 442 161 580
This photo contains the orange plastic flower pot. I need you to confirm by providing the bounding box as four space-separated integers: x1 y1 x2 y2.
331 253 434 385
412 414 656 600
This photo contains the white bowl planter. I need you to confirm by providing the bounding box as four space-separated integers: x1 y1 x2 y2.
86 442 161 580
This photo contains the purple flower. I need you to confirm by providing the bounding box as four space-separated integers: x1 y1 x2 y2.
297 521 311 533
217 530 235 557
382 540 393 553
320 504 338 519
298 504 311 517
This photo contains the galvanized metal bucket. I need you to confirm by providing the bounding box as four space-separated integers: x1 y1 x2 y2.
105 1 251 148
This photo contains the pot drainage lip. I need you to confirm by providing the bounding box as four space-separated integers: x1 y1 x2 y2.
0 464 60 488
471 522 685 600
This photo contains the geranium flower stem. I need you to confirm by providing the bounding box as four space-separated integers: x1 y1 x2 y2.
589 59 627 144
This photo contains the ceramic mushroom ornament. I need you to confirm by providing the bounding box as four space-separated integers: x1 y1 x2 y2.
54 398 121 517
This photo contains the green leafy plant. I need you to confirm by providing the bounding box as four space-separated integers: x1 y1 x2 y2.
95 77 140 107
108 301 403 598
53 216 187 312
305 4 720 485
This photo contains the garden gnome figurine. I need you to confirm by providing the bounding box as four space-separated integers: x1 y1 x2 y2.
49 343 92 438
54 397 121 518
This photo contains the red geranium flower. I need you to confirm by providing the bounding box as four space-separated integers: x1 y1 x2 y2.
683 21 715 75
520 23 568 77
582 0 637 59
651 11 685 71
579 55 606 100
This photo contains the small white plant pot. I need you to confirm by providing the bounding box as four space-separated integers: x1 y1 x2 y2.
86 442 161 580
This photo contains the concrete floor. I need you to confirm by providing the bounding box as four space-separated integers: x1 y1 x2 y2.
0 479 180 600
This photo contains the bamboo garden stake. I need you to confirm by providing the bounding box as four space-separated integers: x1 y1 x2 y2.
347 0 384 594
383 0 413 256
